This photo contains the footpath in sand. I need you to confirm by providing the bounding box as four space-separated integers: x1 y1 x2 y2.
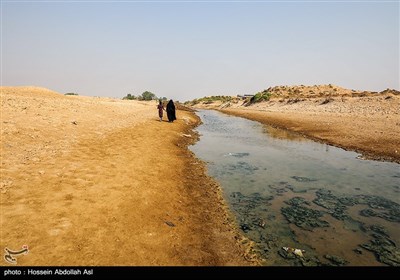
0 87 255 266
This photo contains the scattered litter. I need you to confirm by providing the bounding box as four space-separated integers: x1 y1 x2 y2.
282 247 305 258
257 219 266 228
71 121 78 125
165 221 175 227
182 134 191 138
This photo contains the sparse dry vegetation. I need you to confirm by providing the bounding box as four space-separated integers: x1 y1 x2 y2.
185 85 400 107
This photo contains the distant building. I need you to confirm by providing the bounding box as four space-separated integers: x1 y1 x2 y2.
237 94 254 99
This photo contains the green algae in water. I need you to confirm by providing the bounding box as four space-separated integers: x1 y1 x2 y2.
190 109 400 266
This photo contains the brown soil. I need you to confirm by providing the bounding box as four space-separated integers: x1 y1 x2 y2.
191 85 400 163
0 87 257 266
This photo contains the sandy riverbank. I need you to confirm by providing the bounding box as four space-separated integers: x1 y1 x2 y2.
190 85 400 163
0 87 257 266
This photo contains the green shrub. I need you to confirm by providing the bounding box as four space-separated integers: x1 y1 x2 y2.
198 95 232 103
184 95 233 105
122 93 136 100
251 91 271 103
141 91 157 101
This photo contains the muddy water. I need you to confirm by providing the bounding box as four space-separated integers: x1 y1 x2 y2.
190 109 400 266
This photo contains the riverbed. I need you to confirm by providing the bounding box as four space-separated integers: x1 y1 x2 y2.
190 109 400 266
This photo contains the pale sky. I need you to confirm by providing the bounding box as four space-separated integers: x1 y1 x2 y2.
2 0 399 101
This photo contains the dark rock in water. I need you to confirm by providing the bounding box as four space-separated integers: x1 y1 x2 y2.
355 187 361 191
281 204 329 231
291 176 317 182
324 255 348 266
361 234 400 266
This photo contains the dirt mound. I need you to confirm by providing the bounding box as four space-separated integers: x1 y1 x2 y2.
380 88 400 95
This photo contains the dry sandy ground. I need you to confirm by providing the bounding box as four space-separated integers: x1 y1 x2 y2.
191 86 400 163
0 87 257 266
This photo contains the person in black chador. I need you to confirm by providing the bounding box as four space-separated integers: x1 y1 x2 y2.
166 99 176 122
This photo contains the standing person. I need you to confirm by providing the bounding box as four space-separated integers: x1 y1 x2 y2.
166 99 176 123
157 100 164 122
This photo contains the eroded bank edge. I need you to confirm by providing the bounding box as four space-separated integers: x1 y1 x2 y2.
179 109 263 265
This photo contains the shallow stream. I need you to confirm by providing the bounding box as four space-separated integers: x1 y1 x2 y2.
190 109 400 266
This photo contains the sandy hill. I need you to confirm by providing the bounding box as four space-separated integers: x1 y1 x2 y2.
260 84 400 99
1 86 64 98
186 84 400 108
187 84 399 106
265 84 365 98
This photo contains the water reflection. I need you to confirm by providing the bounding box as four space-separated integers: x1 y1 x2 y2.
262 126 306 141
190 109 400 266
